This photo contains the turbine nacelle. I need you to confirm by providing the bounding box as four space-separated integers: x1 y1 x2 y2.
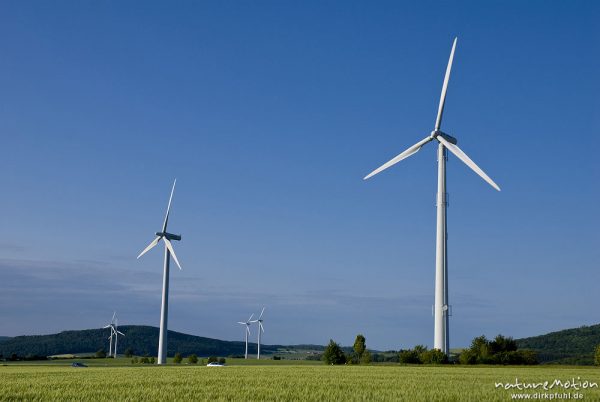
432 130 457 145
155 232 182 241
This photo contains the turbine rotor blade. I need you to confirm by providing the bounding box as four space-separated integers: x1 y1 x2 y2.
436 135 501 191
364 136 433 180
259 322 264 333
103 325 111 329
259 307 265 320
137 236 161 259
246 325 251 335
237 322 245 325
117 331 125 336
247 314 254 323
163 238 182 270
162 179 177 233
435 37 458 131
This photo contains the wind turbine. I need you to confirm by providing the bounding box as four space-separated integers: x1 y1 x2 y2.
363 38 500 354
250 307 265 359
103 312 124 358
137 179 183 365
103 312 116 357
237 314 254 359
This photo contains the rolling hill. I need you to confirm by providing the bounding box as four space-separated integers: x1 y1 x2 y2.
516 323 600 365
0 326 308 358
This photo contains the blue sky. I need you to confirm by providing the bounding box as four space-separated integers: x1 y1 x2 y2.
0 1 598 350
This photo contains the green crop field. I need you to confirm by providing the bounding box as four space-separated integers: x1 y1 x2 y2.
1 363 599 401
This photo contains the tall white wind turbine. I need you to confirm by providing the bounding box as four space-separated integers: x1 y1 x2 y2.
237 314 254 359
250 307 265 359
363 38 500 354
137 179 183 364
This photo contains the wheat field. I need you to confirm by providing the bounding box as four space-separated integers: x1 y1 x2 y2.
1 364 599 401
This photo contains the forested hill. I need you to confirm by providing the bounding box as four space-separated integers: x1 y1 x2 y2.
3 323 599 363
0 326 292 358
516 323 600 365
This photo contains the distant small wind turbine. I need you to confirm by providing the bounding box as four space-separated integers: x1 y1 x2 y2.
103 312 124 358
103 312 116 357
137 179 183 365
237 314 254 359
363 38 500 354
250 307 265 359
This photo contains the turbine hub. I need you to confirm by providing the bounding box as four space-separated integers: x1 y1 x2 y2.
432 130 458 145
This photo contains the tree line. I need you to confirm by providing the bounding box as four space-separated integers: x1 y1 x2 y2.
320 334 543 365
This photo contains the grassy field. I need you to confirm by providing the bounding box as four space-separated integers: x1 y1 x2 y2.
1 363 599 401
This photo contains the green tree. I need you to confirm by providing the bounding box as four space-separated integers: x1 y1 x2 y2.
459 335 537 365
188 354 198 364
420 348 448 364
470 336 492 364
124 348 134 358
512 350 537 365
95 349 106 358
322 339 346 365
594 345 600 366
489 335 517 355
207 356 218 363
218 357 226 364
459 349 477 365
173 352 183 364
399 349 420 364
353 334 366 361
413 345 428 355
413 345 429 364
360 350 372 364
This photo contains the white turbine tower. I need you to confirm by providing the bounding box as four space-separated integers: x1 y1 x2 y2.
137 179 183 365
112 317 125 358
237 314 254 359
364 38 500 354
250 307 265 359
104 312 124 358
